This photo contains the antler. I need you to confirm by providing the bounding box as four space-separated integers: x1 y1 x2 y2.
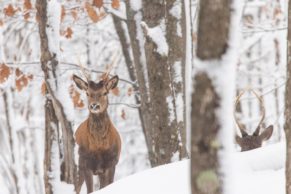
251 89 265 136
101 51 119 82
77 57 91 82
234 90 248 137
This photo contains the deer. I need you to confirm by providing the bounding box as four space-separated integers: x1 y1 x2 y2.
234 89 273 152
72 73 121 194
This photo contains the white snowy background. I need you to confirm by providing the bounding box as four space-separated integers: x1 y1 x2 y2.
0 0 288 194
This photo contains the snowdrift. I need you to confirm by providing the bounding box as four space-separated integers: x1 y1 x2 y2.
93 142 285 194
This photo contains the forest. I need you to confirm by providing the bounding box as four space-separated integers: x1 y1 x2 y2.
0 0 290 194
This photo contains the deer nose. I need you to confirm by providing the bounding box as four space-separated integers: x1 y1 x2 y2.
90 103 100 110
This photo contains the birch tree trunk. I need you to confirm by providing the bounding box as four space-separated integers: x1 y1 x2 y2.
191 0 239 193
284 0 291 192
125 0 188 167
35 0 77 192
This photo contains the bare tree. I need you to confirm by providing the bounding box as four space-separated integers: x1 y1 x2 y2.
35 0 77 193
123 0 188 167
284 0 291 193
191 0 239 194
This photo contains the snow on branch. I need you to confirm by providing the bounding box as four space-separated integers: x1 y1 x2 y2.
141 21 169 57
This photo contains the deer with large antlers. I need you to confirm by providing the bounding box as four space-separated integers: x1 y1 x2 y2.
234 89 273 152
73 71 121 193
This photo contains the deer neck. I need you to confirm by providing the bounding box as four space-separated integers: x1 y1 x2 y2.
88 111 111 138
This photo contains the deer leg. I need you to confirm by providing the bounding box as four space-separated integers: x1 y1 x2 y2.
84 169 93 194
108 166 115 183
99 167 116 189
76 169 85 194
99 172 107 189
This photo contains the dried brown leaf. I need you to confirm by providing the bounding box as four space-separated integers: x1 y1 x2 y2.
69 85 85 108
71 9 78 21
4 4 17 17
121 109 126 120
0 63 11 83
24 0 32 10
65 27 73 39
111 86 120 96
85 2 99 23
93 0 103 8
61 5 66 22
41 81 46 95
24 12 30 20
111 0 120 9
15 75 28 92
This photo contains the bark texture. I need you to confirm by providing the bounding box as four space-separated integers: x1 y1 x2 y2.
191 73 221 194
284 0 291 192
125 0 188 167
44 99 59 194
112 15 150 152
191 0 231 194
35 0 77 192
196 0 231 60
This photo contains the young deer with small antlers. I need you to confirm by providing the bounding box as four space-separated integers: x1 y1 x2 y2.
73 73 121 194
234 90 273 152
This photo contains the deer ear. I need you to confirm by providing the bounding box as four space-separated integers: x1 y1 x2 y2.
259 125 273 141
235 135 243 146
73 74 88 91
106 75 119 91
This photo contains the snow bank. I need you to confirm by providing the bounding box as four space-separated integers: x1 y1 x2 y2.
93 160 191 194
93 142 285 194
234 142 285 172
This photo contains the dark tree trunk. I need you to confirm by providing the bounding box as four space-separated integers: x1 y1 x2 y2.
43 99 59 194
284 0 291 193
191 73 222 194
191 0 231 194
125 0 188 167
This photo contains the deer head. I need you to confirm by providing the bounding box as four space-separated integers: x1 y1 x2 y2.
234 89 273 152
72 74 119 114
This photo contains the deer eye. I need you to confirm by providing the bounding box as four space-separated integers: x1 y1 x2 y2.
103 92 107 96
86 92 89 96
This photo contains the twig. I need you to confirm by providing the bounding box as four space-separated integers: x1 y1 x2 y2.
109 102 140 108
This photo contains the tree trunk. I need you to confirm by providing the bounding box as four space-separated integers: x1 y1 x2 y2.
191 73 222 194
35 0 77 191
284 0 291 192
190 0 237 194
43 99 59 194
3 91 19 194
112 15 150 151
125 0 188 167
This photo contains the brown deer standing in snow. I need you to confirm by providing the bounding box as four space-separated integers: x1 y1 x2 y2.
234 89 273 152
73 73 121 194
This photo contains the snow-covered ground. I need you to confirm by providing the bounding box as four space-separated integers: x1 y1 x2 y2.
93 142 285 194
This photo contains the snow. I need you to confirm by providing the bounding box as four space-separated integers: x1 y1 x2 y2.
170 0 182 37
93 142 285 194
46 0 61 58
173 61 183 84
170 1 182 19
94 160 190 194
175 93 184 122
134 12 150 97
184 0 193 152
129 0 142 11
140 20 169 56
166 95 175 125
